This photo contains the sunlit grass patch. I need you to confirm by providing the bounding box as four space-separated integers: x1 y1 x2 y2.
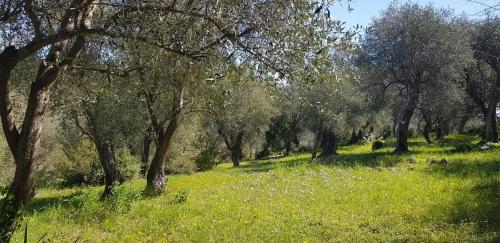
11 137 500 242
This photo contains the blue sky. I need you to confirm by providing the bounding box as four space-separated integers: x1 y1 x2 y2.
330 0 499 28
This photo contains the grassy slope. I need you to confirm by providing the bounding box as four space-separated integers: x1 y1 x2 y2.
11 136 500 242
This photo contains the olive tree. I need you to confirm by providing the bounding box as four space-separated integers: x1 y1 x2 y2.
204 65 276 167
470 18 500 142
54 49 145 197
0 0 350 238
360 3 471 152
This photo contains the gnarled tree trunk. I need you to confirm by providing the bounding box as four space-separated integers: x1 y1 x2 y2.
0 3 96 240
423 123 433 144
485 87 499 142
395 87 420 152
320 128 338 156
485 107 498 142
311 129 322 160
284 136 293 156
284 116 300 155
95 143 124 198
218 127 245 167
1 41 88 242
141 128 153 176
229 132 244 167
0 84 50 242
145 88 183 195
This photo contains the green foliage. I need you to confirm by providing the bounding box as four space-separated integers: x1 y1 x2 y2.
58 139 102 188
453 142 477 153
115 149 141 181
194 146 220 172
166 159 198 175
203 64 277 160
37 139 142 188
259 114 302 157
371 140 385 150
173 188 190 204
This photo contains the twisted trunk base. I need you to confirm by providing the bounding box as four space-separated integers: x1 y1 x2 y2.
96 143 124 199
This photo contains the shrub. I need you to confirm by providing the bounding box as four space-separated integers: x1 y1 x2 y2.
453 142 476 152
372 140 385 151
194 146 220 171
466 127 484 136
174 188 190 203
297 146 314 153
58 139 103 188
255 148 271 160
115 149 141 180
166 157 198 175
104 185 143 212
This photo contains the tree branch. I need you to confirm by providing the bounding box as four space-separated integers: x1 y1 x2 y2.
24 0 43 38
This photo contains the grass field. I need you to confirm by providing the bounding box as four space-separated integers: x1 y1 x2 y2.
10 136 500 242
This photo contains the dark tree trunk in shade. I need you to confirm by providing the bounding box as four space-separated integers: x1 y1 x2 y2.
284 116 300 155
311 129 322 160
219 130 244 167
423 123 433 144
320 129 338 156
141 128 153 176
436 125 444 141
486 106 499 143
485 84 499 142
284 137 293 156
395 87 420 152
96 143 125 198
348 129 357 145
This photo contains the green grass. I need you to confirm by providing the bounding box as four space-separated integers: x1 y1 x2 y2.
11 136 500 242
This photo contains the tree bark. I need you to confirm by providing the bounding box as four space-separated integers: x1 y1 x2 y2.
485 68 499 142
435 122 449 141
423 123 433 144
485 104 498 142
96 143 124 198
348 129 357 145
230 132 244 167
0 79 56 242
1 3 96 240
311 129 322 160
145 88 183 195
141 128 153 176
284 137 292 156
395 87 420 152
284 116 300 155
320 128 338 156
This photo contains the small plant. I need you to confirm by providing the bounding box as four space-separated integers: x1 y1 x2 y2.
453 142 476 153
174 188 190 203
372 140 384 151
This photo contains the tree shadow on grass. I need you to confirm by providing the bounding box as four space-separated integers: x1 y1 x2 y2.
24 184 147 217
325 150 407 167
24 190 85 216
426 158 500 241
237 156 310 173
427 158 500 179
238 149 423 173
